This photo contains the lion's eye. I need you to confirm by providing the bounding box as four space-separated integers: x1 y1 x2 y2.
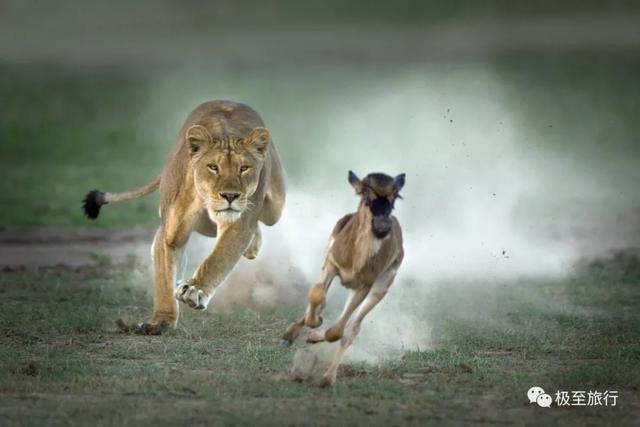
208 164 219 173
240 165 250 173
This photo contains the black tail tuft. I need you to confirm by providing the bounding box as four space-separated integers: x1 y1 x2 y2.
82 190 106 219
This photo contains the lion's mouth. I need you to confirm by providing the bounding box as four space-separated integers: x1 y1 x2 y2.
215 207 241 213
211 206 242 223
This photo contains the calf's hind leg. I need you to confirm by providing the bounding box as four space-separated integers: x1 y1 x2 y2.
281 264 337 346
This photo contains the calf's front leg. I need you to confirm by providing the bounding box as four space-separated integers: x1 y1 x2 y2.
281 263 337 346
319 266 399 387
306 286 369 344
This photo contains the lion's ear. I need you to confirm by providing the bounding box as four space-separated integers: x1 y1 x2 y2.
186 125 212 156
244 127 270 156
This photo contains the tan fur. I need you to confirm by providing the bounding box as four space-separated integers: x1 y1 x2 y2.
90 100 286 332
282 171 404 387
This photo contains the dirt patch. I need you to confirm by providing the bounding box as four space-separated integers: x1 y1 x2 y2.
0 227 154 245
0 227 308 311
0 227 154 268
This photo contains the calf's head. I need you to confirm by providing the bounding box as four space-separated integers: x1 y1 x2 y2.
348 170 405 238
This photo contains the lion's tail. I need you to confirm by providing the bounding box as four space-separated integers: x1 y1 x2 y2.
82 176 161 220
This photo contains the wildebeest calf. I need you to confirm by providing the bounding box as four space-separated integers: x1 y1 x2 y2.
282 170 405 387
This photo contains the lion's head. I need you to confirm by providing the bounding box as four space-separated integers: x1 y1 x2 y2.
187 124 270 223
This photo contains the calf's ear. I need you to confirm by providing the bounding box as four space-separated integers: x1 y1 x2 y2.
394 173 406 191
348 170 363 193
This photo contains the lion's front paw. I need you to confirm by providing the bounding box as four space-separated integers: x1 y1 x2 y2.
174 280 211 310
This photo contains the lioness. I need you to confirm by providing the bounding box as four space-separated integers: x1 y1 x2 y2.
83 100 286 334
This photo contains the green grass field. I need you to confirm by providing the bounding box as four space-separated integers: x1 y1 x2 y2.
0 262 638 425
2 55 639 227
2 50 640 425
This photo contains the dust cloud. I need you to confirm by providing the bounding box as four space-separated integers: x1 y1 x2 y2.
167 66 637 373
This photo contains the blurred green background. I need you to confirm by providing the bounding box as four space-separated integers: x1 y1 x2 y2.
1 0 639 232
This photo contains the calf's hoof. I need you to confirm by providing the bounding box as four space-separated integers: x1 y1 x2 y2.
306 329 326 344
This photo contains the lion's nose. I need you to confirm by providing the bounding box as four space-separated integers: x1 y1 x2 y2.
220 192 241 203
